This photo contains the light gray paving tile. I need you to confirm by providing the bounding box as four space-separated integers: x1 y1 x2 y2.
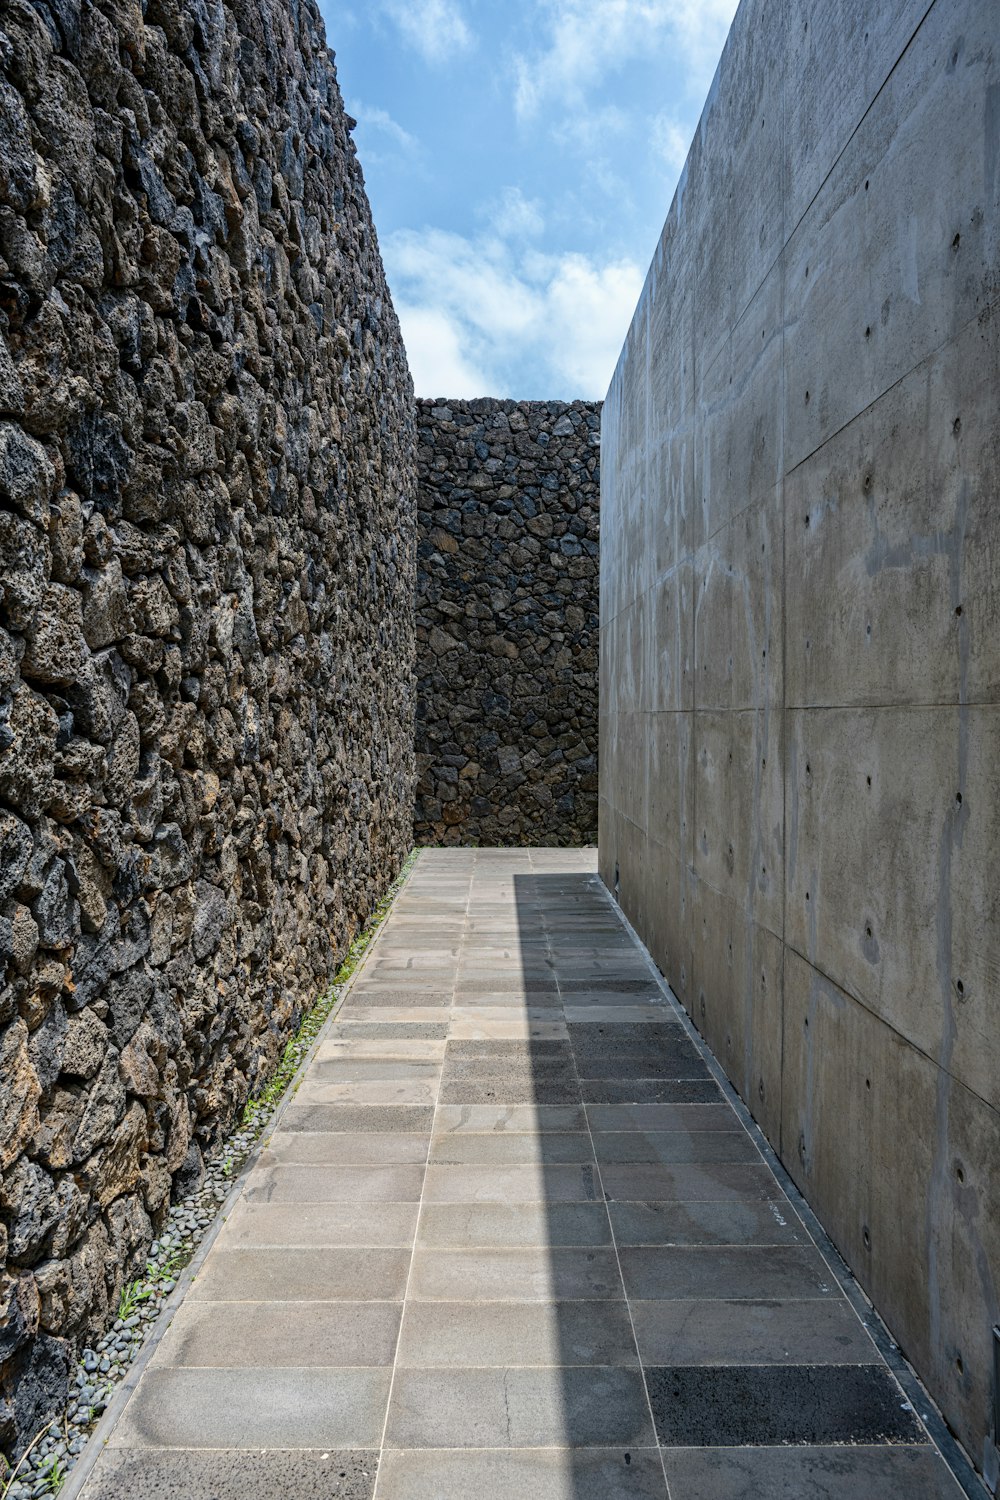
383 1367 654 1448
422 1163 599 1204
109 1368 391 1450
408 1247 624 1301
428 1132 594 1164
308 1060 442 1083
395 1300 638 1368
416 1201 612 1249
608 1198 808 1247
216 1202 419 1249
263 1133 429 1165
189 1248 410 1302
294 1080 439 1106
243 1164 425 1204
374 1449 667 1500
154 1300 401 1368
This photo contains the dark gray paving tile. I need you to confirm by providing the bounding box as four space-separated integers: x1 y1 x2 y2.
190 1248 410 1301
608 1199 808 1247
600 1162 776 1202
384 1367 655 1448
157 1300 401 1368
441 1059 577 1083
660 1446 963 1498
218 1202 419 1249
576 1056 712 1080
560 979 660 994
111 1368 391 1449
568 1023 687 1049
593 1131 758 1165
646 1365 928 1447
83 1448 379 1500
446 1039 573 1058
587 1103 737 1132
376 1448 668 1499
632 1298 880 1366
263 1133 429 1165
244 1163 425 1204
582 1078 722 1103
422 1163 600 1203
281 1104 435 1133
408 1246 624 1301
620 1245 836 1300
396 1300 638 1367
440 1078 583 1105
429 1132 595 1164
417 1201 612 1248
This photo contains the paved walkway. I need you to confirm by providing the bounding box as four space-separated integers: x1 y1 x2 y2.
81 850 966 1499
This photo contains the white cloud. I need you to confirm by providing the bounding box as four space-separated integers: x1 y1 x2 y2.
380 0 472 64
514 0 738 122
483 187 546 240
651 110 690 172
385 225 643 399
349 103 418 153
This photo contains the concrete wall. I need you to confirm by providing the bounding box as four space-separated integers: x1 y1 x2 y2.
0 0 414 1452
599 0 999 1479
416 398 600 847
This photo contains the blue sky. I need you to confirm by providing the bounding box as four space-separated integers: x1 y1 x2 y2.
318 0 738 400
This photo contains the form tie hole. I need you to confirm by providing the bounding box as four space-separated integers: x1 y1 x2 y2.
863 1226 871 1250
952 232 961 251
866 926 872 939
865 326 871 339
955 604 963 617
956 1164 965 1184
866 775 872 787
865 1078 871 1091
956 792 963 806
956 979 965 996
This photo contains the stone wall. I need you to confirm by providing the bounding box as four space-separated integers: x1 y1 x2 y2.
0 0 414 1453
600 0 999 1479
415 398 599 847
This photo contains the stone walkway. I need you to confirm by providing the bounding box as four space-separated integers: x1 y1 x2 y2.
80 849 967 1499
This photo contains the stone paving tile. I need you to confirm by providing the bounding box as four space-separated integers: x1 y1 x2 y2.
243 1163 425 1203
384 1367 655 1448
83 1450 380 1500
618 1244 837 1300
607 1198 809 1246
263 1132 430 1165
189 1248 411 1301
217 1202 419 1249
646 1364 928 1447
427 1131 595 1164
155 1300 402 1368
660 1446 964 1498
416 1202 613 1248
407 1246 624 1301
631 1297 881 1366
280 1104 435 1132
83 850 967 1500
591 1129 760 1164
375 1448 668 1500
110 1367 391 1449
395 1300 638 1367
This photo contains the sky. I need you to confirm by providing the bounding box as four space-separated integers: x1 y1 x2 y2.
318 0 739 401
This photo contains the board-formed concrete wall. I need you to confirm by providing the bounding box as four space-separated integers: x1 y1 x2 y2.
0 0 414 1452
599 0 999 1477
416 398 599 847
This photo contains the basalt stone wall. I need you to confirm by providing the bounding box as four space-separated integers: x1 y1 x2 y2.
601 0 998 1478
0 0 415 1454
415 399 599 847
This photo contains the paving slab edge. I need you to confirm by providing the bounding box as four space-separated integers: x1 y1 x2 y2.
598 875 991 1500
57 850 421 1500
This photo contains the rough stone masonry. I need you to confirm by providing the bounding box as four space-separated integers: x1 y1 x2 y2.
0 0 415 1454
415 398 600 847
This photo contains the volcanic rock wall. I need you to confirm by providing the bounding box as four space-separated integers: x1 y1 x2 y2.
600 0 999 1477
0 0 414 1452
415 398 599 847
